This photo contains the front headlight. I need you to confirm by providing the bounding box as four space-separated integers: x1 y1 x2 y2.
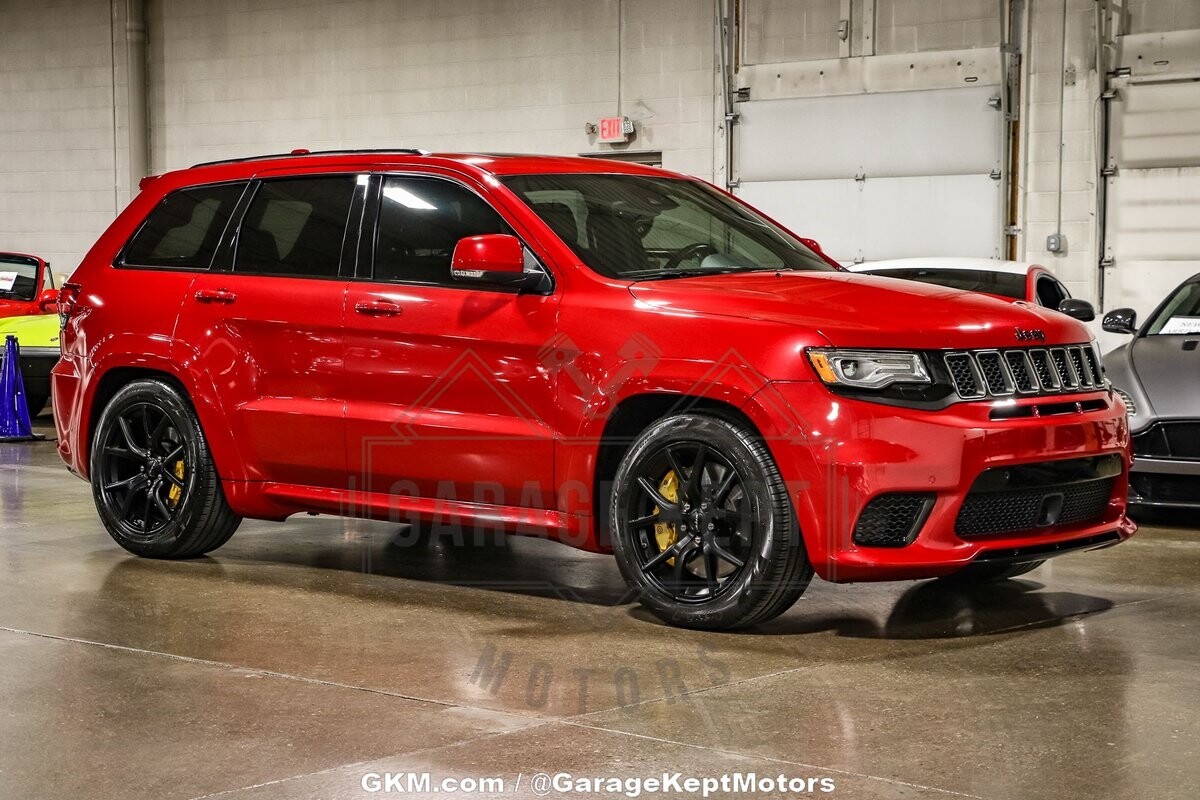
807 349 931 390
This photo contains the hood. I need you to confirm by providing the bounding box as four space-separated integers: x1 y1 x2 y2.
0 313 59 348
1126 335 1200 420
628 271 1089 350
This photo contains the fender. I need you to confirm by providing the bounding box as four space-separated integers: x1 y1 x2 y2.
80 340 249 483
738 381 825 576
555 356 775 521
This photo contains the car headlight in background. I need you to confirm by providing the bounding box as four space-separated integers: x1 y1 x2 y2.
1111 386 1137 416
808 349 931 390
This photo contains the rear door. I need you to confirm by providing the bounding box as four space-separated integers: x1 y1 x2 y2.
175 172 364 488
343 172 559 509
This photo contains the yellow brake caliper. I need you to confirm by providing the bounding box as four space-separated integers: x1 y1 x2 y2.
167 460 186 507
653 470 681 566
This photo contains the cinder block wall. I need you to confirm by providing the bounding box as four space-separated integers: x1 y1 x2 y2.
1 0 1198 288
148 0 715 177
0 0 124 278
0 0 716 275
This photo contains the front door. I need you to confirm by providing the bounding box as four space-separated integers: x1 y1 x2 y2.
343 174 559 511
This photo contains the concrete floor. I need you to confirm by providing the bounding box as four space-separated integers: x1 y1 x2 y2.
2 418 1198 800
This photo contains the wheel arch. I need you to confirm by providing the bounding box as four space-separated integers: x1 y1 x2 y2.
587 392 764 551
82 358 246 482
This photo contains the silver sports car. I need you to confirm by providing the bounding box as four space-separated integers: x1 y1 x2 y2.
1103 273 1200 509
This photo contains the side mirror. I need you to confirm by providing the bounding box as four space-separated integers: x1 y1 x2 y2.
37 287 59 313
1057 298 1095 322
451 234 543 291
1102 307 1137 335
798 237 844 270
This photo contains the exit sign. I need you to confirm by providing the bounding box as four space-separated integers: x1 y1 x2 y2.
598 116 633 143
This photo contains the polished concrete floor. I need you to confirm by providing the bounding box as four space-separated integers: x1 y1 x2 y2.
2 417 1198 800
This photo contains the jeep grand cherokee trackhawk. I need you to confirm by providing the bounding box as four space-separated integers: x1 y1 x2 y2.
53 150 1136 630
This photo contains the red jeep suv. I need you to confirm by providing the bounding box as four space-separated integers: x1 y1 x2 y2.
53 150 1136 630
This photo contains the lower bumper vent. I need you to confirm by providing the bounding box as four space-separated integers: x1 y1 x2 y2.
853 493 935 547
1130 473 1200 507
955 455 1122 538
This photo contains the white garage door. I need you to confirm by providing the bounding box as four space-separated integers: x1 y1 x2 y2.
1102 76 1200 328
734 84 1004 263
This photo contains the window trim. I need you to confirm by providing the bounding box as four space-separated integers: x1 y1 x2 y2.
359 171 554 295
0 254 42 302
1035 274 1069 309
220 172 367 281
114 180 252 272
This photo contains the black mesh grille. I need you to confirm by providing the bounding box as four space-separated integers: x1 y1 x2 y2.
1030 349 1058 390
853 493 934 547
976 352 1012 395
943 345 1104 401
1084 347 1103 384
1005 351 1035 392
1051 348 1077 389
956 478 1115 537
1059 479 1115 522
1069 347 1092 385
945 354 981 398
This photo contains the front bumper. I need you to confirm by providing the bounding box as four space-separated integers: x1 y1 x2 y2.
1128 420 1200 508
749 382 1136 582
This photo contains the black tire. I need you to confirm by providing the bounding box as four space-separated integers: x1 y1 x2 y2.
610 413 812 630
90 378 241 558
939 560 1045 584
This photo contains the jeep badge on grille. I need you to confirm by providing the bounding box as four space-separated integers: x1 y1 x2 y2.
1014 327 1046 342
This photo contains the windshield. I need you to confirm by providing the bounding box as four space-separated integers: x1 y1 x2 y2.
1146 280 1200 335
501 174 835 280
866 268 1026 300
0 256 39 302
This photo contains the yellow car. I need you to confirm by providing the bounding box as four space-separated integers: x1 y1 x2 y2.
0 312 59 416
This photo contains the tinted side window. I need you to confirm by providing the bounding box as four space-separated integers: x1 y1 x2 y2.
373 176 511 285
122 182 246 269
235 176 356 277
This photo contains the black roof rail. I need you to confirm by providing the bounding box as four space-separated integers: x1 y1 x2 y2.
190 148 429 168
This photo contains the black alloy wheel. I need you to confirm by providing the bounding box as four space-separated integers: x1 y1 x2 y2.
611 413 812 630
91 379 240 558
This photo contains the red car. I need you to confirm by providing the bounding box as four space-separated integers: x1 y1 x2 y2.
53 150 1135 630
0 251 58 319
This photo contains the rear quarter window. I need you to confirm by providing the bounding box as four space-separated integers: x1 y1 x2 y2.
121 182 247 269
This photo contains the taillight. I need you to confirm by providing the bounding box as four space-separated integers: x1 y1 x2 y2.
58 281 81 331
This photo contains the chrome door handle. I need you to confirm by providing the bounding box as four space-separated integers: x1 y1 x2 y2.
354 300 402 317
194 288 237 304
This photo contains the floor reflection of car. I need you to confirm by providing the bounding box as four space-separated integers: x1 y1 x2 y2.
0 251 58 319
0 312 59 416
845 258 1095 321
1103 273 1200 509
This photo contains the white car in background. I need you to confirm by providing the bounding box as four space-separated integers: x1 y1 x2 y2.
845 258 1096 322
